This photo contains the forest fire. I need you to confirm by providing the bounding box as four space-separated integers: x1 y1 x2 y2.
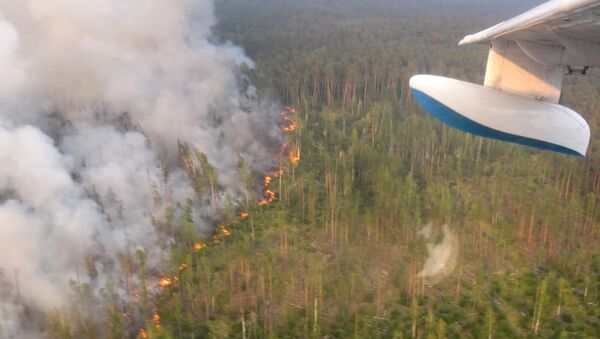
256 108 297 207
153 106 300 334
156 108 298 285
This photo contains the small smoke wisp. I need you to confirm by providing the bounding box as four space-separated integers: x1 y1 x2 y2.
0 0 280 337
418 224 458 284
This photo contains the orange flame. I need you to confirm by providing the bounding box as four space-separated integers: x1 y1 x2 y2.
288 145 301 165
280 109 297 133
219 224 231 236
153 311 161 328
258 189 276 206
159 277 173 287
281 120 297 133
154 107 300 334
193 242 206 252
139 329 148 339
243 105 294 210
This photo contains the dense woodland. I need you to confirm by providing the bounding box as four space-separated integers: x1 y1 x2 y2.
48 0 600 338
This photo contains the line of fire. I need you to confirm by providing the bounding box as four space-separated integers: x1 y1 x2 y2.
135 107 299 336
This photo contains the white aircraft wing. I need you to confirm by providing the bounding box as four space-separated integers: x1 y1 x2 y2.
410 0 599 157
459 0 600 68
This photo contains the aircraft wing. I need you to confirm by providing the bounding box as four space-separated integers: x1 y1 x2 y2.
459 0 600 68
410 0 599 157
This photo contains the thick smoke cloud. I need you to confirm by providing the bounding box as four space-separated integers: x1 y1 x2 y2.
0 1 279 337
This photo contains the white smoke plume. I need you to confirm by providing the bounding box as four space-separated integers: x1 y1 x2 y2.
0 1 280 337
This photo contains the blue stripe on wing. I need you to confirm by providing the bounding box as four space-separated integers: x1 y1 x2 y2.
411 89 583 157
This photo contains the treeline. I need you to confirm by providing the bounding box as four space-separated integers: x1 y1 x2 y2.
216 0 489 108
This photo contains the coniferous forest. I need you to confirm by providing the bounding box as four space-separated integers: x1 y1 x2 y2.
47 0 600 338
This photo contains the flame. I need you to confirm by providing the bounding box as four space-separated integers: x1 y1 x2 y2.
139 329 148 339
156 107 300 318
193 242 206 252
153 311 161 329
257 175 274 205
280 108 297 133
288 145 301 166
219 224 231 236
258 190 276 206
159 277 173 287
281 120 297 133
257 106 298 205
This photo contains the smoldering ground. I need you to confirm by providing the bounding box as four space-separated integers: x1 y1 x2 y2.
0 1 280 337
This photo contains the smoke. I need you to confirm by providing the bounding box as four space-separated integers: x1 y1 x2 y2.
0 1 279 337
418 224 458 284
